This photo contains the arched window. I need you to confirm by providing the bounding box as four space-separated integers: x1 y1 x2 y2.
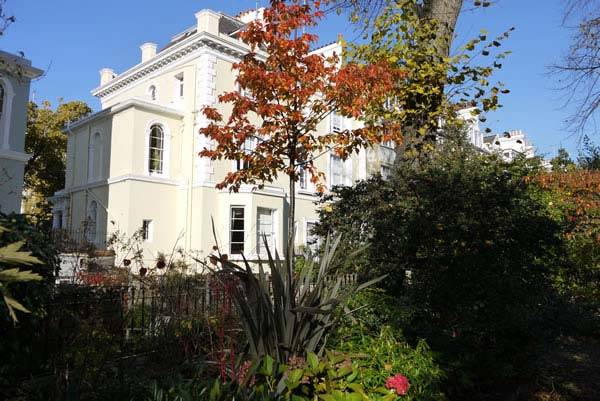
86 201 98 243
148 85 157 101
148 124 165 175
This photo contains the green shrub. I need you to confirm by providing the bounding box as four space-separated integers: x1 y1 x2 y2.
316 138 564 396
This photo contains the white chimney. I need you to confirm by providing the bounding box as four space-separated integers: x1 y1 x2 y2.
99 68 116 86
140 42 157 63
195 9 220 35
238 7 265 24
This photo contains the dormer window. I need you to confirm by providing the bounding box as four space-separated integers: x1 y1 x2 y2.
174 73 184 99
148 85 157 101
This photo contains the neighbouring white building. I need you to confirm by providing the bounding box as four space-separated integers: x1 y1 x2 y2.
50 8 395 267
0 51 43 214
483 129 535 162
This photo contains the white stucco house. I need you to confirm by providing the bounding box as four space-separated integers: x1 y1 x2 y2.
50 8 398 268
0 51 43 214
483 130 535 162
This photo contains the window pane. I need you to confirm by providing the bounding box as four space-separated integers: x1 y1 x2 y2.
231 231 245 243
231 219 244 230
230 207 245 254
231 208 244 219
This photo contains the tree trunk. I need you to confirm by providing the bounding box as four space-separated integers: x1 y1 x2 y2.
395 0 464 165
421 0 463 58
287 174 296 275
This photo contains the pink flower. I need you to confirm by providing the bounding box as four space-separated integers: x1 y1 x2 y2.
386 374 410 396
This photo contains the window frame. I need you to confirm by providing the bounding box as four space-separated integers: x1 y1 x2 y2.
329 154 352 187
234 136 258 171
145 121 170 178
256 207 276 256
305 220 320 255
230 206 245 254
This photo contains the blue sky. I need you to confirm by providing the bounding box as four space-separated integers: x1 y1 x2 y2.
0 0 583 158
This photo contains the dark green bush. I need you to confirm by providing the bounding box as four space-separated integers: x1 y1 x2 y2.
316 139 564 397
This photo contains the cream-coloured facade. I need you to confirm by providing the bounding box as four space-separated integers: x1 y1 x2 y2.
0 51 43 214
51 8 391 267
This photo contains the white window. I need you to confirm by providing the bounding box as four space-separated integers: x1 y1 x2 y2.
383 97 397 111
53 211 63 230
380 165 392 180
330 154 351 187
331 112 343 133
257 207 275 256
306 221 319 254
148 85 157 101
148 124 165 175
88 132 102 181
230 207 245 254
235 137 257 171
142 219 153 242
381 140 395 149
85 201 98 243
298 167 308 190
174 73 184 99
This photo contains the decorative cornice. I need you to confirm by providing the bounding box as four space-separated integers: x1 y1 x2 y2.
0 50 43 79
65 98 184 132
91 32 252 99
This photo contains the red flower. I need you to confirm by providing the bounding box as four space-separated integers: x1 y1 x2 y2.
386 374 410 396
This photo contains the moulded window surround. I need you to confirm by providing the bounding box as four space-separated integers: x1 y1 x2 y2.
145 121 170 177
230 206 245 254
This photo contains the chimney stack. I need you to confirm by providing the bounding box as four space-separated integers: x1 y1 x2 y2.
140 42 157 63
195 9 220 35
99 68 115 86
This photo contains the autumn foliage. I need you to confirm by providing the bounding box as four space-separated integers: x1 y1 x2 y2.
532 170 600 243
199 0 404 193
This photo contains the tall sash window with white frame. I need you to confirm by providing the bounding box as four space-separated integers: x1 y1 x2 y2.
256 207 275 255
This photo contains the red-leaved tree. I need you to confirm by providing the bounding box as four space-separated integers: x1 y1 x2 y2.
199 0 403 267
